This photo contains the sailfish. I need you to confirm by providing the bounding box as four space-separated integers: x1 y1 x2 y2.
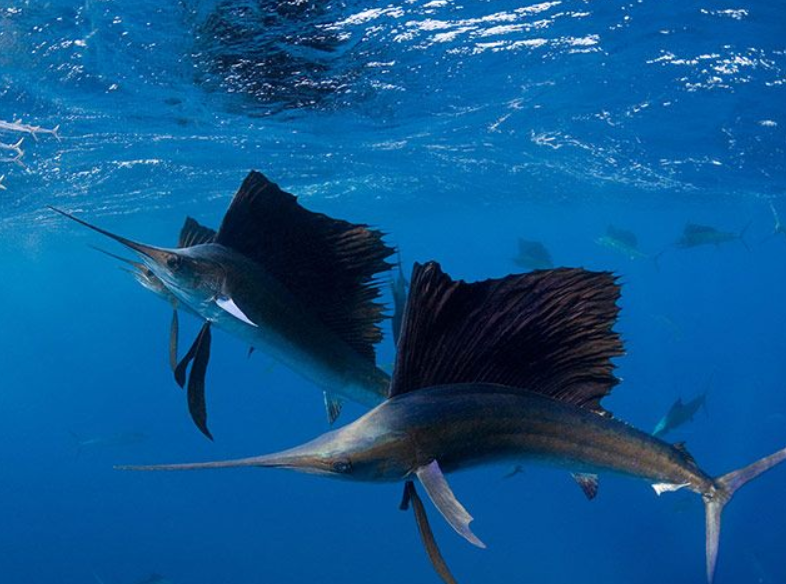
51 171 394 438
122 261 786 583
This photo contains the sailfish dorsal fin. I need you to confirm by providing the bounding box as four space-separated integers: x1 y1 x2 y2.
389 262 624 415
215 171 395 362
178 217 217 248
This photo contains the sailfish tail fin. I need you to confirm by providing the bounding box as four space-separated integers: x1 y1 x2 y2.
704 445 786 582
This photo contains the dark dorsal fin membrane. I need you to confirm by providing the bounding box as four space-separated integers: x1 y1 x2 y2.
177 217 216 248
215 171 395 362
390 262 623 415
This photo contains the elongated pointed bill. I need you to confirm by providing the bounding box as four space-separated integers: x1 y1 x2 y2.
49 206 179 268
116 434 342 476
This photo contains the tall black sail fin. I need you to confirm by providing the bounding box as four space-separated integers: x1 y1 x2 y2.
390 262 623 415
215 171 395 362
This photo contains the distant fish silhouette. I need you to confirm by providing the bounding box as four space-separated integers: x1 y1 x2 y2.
53 171 394 438
652 392 708 438
391 252 409 346
767 202 786 242
596 225 661 265
676 222 750 250
502 465 525 479
513 238 553 270
71 431 146 457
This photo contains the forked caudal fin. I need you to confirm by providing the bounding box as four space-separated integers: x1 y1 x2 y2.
704 445 786 582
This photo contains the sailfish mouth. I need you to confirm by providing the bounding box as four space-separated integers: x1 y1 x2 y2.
49 206 177 270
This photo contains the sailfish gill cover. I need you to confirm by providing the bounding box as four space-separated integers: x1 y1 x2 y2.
0 1 785 584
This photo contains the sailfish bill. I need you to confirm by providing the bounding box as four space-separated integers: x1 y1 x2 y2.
121 261 786 583
52 171 395 437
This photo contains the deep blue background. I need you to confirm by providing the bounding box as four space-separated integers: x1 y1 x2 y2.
1 1 785 583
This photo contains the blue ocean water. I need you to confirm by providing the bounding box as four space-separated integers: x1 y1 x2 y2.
1 1 785 583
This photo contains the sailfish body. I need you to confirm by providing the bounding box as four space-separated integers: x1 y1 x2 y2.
52 171 393 437
125 261 786 584
158 239 389 407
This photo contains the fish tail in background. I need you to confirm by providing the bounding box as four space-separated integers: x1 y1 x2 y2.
704 446 786 583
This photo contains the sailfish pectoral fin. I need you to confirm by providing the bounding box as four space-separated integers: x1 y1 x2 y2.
400 481 459 584
169 309 179 372
415 460 486 549
216 296 258 327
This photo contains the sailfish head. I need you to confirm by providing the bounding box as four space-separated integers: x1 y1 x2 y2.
50 207 227 309
89 245 173 299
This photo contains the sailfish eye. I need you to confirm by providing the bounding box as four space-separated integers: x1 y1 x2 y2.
166 255 182 270
332 459 352 474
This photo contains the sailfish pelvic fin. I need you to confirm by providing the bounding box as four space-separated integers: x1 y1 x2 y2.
400 480 459 584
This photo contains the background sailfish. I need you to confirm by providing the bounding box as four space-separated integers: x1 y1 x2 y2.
124 261 786 583
52 171 395 438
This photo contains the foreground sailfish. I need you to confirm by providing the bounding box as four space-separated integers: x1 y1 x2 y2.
122 262 786 583
52 171 394 437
